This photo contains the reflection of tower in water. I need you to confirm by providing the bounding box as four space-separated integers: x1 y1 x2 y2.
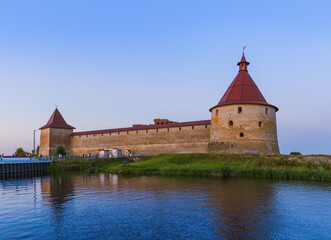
205 179 276 239
41 174 75 210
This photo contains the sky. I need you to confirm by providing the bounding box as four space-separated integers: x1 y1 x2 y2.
0 0 330 155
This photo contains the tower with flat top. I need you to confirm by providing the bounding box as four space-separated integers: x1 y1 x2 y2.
209 53 280 154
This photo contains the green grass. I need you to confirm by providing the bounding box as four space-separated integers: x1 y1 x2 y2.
111 153 331 181
47 153 331 181
47 158 126 174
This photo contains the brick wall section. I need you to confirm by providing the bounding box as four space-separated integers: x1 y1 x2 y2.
39 128 50 156
209 104 279 154
40 128 73 156
70 124 211 156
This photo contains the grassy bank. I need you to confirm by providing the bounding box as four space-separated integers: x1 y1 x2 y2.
47 158 126 174
47 153 331 181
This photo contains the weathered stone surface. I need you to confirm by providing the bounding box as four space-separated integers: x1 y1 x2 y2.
39 103 281 156
39 128 73 156
70 124 211 156
210 104 279 154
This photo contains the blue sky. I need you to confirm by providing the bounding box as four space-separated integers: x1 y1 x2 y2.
0 0 330 155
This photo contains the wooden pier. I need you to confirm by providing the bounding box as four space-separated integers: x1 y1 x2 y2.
0 161 51 175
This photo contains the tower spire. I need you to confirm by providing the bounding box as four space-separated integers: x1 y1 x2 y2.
237 47 249 72
210 50 278 112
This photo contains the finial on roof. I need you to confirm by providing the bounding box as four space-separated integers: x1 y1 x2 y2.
55 105 58 109
237 47 250 71
240 45 247 62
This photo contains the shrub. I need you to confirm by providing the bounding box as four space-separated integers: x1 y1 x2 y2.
290 152 302 155
55 146 66 156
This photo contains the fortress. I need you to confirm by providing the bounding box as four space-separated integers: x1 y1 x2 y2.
39 53 280 156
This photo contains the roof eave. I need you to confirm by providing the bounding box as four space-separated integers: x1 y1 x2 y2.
39 125 76 130
209 102 279 112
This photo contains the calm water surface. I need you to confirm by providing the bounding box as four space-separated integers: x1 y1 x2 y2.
0 173 330 240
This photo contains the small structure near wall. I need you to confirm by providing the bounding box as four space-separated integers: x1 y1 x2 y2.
154 119 178 125
109 148 122 158
98 149 110 158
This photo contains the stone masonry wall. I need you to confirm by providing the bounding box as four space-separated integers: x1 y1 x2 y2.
40 128 73 156
70 124 211 156
39 128 50 156
210 104 279 154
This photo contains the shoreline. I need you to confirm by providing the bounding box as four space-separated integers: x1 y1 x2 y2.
46 153 331 181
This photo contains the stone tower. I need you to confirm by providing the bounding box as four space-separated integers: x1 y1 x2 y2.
39 108 75 156
209 53 280 154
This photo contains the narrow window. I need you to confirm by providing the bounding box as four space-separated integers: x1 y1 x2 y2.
109 132 111 136
127 131 129 134
259 121 262 127
228 120 233 126
136 130 138 134
192 126 194 130
240 132 244 137
156 129 159 133
101 133 103 136
179 127 181 131
238 107 242 114
205 125 208 129
265 108 268 114
216 109 219 116
167 128 170 132
118 132 120 135
146 130 148 133
94 134 96 137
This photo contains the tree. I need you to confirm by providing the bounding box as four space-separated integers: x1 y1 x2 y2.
290 152 302 155
55 146 66 156
15 147 27 156
36 145 40 156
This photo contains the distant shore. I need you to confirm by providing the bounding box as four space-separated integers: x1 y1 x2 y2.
47 153 331 181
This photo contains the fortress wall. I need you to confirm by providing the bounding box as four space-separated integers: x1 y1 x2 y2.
209 104 279 154
39 128 50 156
49 128 73 155
70 124 211 156
40 128 73 156
208 140 280 154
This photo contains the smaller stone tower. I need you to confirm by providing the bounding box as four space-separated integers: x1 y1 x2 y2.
209 53 280 154
39 108 75 156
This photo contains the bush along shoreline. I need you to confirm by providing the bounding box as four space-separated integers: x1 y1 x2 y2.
47 153 331 181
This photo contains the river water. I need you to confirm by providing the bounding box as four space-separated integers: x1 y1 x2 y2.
0 173 330 240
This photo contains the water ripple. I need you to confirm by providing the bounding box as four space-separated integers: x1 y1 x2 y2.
0 175 330 239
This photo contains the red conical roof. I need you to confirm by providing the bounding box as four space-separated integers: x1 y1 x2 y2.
210 54 278 111
40 108 75 130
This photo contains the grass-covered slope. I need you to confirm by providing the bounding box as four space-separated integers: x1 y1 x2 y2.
47 158 125 173
47 153 331 181
111 153 331 181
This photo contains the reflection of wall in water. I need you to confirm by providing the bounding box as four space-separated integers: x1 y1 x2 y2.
40 174 276 239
